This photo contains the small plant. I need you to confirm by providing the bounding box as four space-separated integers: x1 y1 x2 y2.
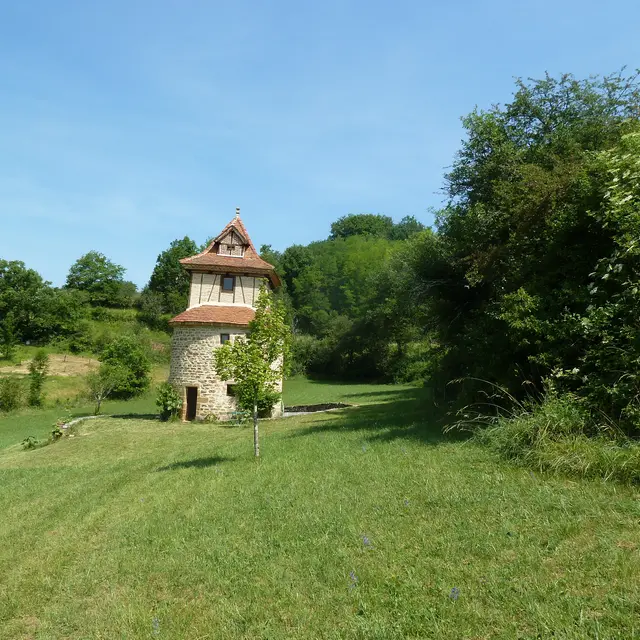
51 424 64 440
156 382 183 421
21 436 40 450
28 350 49 407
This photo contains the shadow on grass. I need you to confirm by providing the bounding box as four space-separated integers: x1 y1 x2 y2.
156 456 234 471
110 413 159 421
288 386 464 445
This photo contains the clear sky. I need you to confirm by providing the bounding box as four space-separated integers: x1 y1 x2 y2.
1 0 639 287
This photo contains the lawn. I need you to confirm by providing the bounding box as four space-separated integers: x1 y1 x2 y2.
0 379 639 639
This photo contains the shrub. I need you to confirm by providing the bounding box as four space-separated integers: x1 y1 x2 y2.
100 336 151 398
28 350 49 407
0 376 24 412
156 382 183 421
21 436 41 450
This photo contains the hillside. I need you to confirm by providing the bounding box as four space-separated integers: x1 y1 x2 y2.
1 379 638 639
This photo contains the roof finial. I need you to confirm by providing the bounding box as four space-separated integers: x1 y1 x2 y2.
235 207 240 218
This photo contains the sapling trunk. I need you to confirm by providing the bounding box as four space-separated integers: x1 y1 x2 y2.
253 401 259 457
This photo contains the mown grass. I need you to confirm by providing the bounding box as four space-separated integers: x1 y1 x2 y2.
0 381 639 639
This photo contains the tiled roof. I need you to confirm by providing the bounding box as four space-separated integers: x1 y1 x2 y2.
169 305 255 326
179 214 280 286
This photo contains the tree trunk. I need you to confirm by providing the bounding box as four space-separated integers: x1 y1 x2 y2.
253 401 259 457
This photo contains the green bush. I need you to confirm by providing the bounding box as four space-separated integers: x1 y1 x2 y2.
28 350 49 407
156 382 183 421
0 376 24 412
100 336 151 399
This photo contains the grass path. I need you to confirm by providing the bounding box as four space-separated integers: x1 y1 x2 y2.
1 380 639 638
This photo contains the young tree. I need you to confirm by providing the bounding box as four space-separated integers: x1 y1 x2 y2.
28 350 49 407
213 289 290 457
86 364 128 415
65 251 126 307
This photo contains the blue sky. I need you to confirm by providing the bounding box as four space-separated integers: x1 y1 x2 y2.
1 0 639 287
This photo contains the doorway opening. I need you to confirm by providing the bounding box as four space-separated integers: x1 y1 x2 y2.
186 386 198 421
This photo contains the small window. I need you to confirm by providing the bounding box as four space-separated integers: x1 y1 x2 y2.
222 275 235 291
227 244 233 254
226 384 236 397
220 333 230 344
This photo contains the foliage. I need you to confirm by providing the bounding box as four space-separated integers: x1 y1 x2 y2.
477 391 640 484
400 70 640 431
0 376 24 412
86 364 130 414
0 260 83 345
99 336 151 399
330 213 394 239
156 382 183 421
145 236 200 316
65 251 127 307
0 312 17 360
570 128 640 432
21 435 40 450
213 288 290 456
27 350 49 407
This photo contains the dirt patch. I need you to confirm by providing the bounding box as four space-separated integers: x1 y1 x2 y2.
284 403 351 413
0 354 99 377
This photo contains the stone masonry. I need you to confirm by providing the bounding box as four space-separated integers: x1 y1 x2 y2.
169 325 247 420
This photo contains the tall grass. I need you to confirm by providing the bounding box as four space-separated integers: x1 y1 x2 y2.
476 391 640 484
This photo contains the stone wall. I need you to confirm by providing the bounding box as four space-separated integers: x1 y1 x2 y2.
169 325 283 421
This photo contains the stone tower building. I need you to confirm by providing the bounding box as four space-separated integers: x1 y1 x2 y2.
168 209 282 421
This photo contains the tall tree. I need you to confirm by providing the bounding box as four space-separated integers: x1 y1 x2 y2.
65 251 126 307
213 288 290 457
330 214 394 239
146 237 199 315
411 70 640 407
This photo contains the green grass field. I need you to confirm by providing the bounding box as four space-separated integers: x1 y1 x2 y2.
1 379 639 638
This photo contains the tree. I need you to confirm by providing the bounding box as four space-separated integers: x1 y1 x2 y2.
86 364 128 414
213 288 290 457
330 214 394 240
146 237 199 315
65 251 126 307
389 215 426 240
0 312 17 360
28 350 49 407
408 70 640 412
100 336 151 398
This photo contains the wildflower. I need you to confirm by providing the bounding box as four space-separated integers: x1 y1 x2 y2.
152 617 160 636
362 535 372 548
349 571 358 589
403 498 410 507
449 587 460 601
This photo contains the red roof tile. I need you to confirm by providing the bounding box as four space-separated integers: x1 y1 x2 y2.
179 214 280 287
169 305 255 327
